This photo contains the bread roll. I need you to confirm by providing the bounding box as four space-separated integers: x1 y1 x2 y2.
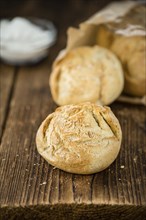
111 36 146 96
50 46 124 106
97 26 146 96
36 103 122 174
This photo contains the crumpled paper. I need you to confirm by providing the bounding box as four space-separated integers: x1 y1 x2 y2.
53 1 146 105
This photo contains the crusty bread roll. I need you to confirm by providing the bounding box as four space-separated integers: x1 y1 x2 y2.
111 36 146 96
36 103 122 174
97 26 146 97
50 46 124 106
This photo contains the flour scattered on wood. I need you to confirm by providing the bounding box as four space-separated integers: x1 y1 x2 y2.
40 182 47 185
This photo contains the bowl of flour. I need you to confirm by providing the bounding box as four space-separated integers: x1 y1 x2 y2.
0 17 57 64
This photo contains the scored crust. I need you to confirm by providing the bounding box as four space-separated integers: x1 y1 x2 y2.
49 46 124 106
36 102 122 174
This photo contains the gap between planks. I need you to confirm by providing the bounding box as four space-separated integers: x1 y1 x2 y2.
0 65 18 142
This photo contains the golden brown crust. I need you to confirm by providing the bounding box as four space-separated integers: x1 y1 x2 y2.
50 46 124 106
111 36 146 96
97 26 146 97
36 103 122 174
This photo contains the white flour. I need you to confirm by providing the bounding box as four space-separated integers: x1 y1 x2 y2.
0 17 57 63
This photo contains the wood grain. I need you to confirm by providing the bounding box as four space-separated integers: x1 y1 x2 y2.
0 60 146 219
0 63 16 140
1 205 146 220
0 0 146 219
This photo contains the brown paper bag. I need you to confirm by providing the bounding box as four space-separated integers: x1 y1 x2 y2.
53 1 146 106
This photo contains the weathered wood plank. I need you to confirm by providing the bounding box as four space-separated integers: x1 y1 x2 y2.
0 63 16 140
0 60 54 207
0 57 146 218
1 204 146 220
0 0 146 219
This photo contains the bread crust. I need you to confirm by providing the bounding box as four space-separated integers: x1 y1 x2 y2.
36 103 122 174
97 25 146 97
50 46 124 106
111 36 146 96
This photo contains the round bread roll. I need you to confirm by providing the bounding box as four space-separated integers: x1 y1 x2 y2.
111 36 146 96
97 25 146 97
50 46 124 106
36 103 122 174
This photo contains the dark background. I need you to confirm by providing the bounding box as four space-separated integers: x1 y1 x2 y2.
0 0 141 63
0 0 125 60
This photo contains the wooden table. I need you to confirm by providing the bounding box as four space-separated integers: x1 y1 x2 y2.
0 1 146 219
